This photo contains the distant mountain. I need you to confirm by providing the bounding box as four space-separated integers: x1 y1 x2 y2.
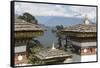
35 16 84 27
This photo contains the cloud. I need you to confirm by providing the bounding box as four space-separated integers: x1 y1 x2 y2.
69 6 96 19
15 2 96 20
15 2 68 16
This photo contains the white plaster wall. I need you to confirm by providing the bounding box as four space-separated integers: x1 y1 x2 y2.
15 46 26 53
81 55 97 62
81 42 96 47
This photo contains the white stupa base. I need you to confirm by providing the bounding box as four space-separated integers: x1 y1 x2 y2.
81 55 97 62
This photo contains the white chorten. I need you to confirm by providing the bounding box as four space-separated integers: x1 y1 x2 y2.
51 42 56 50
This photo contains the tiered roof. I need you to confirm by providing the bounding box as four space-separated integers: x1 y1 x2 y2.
15 19 44 31
62 23 96 32
62 15 96 33
35 49 71 60
35 43 71 60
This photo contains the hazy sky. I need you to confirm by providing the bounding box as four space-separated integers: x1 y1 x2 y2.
15 2 96 26
15 2 96 19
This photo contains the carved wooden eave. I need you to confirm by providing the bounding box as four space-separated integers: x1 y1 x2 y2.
15 31 44 39
61 31 97 37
